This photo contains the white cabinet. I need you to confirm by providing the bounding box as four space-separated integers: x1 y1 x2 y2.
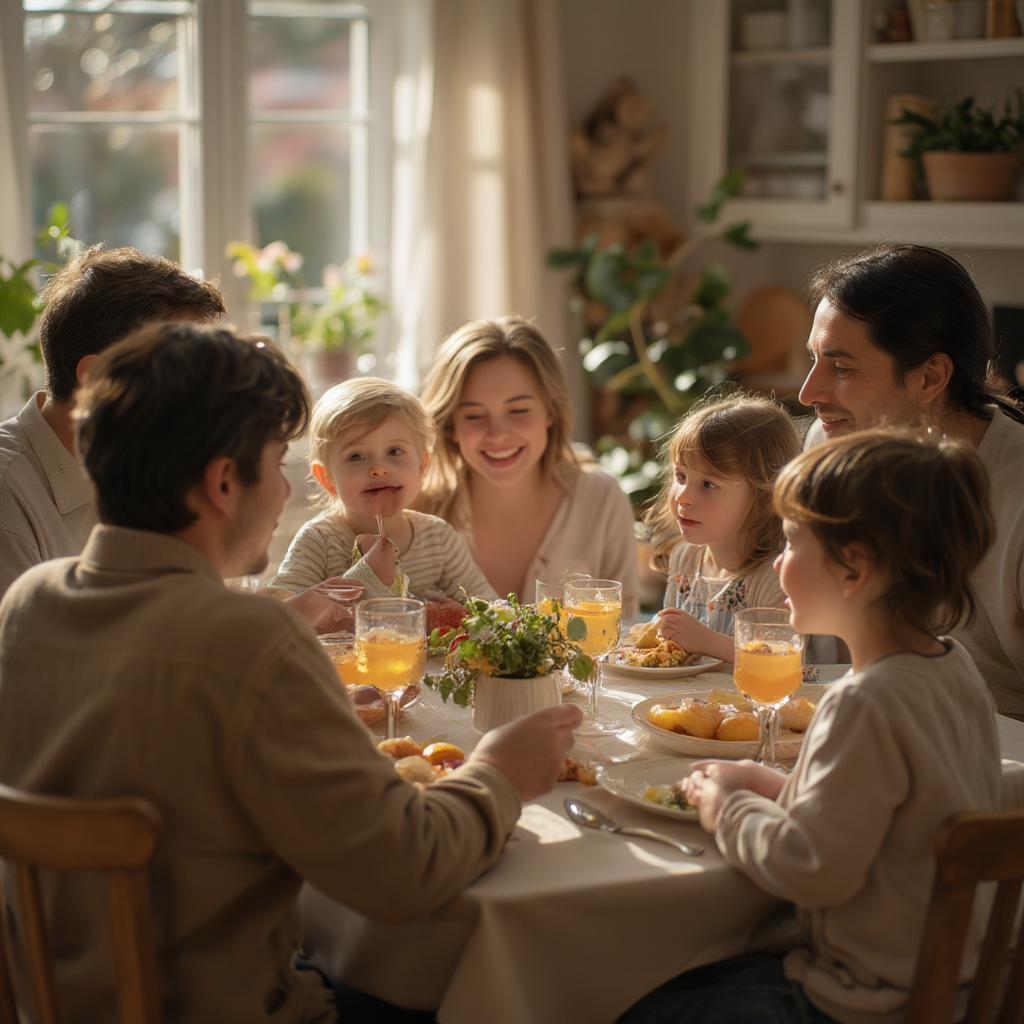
687 0 1024 248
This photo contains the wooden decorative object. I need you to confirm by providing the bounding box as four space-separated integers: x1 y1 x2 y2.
986 0 1022 37
881 94 936 200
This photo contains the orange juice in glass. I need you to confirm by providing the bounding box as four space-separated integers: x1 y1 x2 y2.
733 608 803 766
355 598 426 737
564 578 623 736
319 632 362 685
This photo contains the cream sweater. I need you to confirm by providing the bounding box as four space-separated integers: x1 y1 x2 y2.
957 410 1024 714
271 507 498 601
717 640 1000 1023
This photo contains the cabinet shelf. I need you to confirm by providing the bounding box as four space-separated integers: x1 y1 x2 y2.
735 151 829 169
731 46 831 67
867 38 1024 63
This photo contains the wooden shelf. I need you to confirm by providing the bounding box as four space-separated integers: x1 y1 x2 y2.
735 151 829 169
868 38 1024 63
731 46 831 67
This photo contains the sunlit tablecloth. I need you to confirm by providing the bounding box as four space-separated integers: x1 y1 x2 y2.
300 664 1024 1024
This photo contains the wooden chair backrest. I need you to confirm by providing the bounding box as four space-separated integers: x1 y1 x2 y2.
906 809 1024 1024
0 784 161 1024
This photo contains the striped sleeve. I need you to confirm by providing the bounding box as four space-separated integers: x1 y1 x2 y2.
414 519 498 602
269 518 365 593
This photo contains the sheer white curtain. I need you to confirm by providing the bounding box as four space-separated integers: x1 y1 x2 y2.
388 0 583 409
0 8 29 266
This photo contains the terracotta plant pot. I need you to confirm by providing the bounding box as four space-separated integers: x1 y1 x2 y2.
922 152 1024 201
472 671 562 732
299 347 355 397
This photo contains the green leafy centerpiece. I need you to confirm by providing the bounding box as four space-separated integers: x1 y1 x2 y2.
424 597 594 727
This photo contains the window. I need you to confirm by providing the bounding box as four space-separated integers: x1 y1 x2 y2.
18 0 383 307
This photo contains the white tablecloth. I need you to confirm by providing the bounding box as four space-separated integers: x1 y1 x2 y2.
301 665 1024 1024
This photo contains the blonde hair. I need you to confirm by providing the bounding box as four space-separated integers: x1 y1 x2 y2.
647 393 801 572
417 317 579 527
309 377 433 507
773 428 993 643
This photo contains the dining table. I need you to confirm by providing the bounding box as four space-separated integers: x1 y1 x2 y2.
300 660 1024 1024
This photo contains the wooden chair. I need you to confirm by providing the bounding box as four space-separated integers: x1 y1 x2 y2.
906 809 1024 1024
0 784 162 1024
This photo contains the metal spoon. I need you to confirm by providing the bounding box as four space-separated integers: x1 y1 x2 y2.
563 797 704 856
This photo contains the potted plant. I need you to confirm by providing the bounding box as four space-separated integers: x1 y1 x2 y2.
894 91 1024 201
547 170 758 511
226 240 386 391
424 596 593 731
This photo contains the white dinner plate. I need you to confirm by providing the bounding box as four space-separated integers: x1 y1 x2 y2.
632 684 827 760
597 757 701 821
610 652 723 680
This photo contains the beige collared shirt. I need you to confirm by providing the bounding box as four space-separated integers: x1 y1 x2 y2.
0 525 521 1023
0 392 96 598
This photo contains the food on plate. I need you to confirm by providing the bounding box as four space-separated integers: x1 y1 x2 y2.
780 696 815 732
558 756 597 786
715 712 759 742
425 599 468 634
347 684 386 725
422 741 466 767
628 620 661 650
394 755 437 784
621 639 702 669
647 694 818 741
642 782 693 812
378 735 422 759
648 699 723 739
706 688 753 712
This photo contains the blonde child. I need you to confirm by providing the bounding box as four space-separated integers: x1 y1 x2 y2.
271 378 497 602
621 430 1000 1024
650 394 801 663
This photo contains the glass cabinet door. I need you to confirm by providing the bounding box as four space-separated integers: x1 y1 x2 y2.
689 0 860 230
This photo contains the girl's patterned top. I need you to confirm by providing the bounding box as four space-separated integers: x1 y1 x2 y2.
662 541 786 637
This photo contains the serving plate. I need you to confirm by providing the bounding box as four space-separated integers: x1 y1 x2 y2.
610 652 723 680
632 684 827 760
597 757 701 821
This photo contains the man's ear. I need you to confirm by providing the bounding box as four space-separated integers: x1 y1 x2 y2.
75 353 100 386
201 456 239 515
311 461 338 497
914 352 953 408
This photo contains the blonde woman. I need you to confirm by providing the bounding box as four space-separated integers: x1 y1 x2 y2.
418 317 639 618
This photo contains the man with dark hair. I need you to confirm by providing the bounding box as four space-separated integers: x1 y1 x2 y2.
0 321 583 1022
0 245 226 596
800 243 1024 714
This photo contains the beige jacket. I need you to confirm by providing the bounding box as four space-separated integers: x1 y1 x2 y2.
0 393 96 598
0 526 520 1023
716 640 1000 1023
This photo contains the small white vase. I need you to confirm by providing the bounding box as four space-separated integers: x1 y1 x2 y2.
472 671 562 732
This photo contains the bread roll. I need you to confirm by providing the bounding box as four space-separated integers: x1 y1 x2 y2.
780 696 815 732
716 712 759 742
378 736 422 759
673 699 724 739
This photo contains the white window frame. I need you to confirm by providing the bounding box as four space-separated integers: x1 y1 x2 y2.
11 0 392 328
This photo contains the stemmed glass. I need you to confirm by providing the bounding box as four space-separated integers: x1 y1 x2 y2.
733 608 803 767
355 598 426 739
564 578 623 736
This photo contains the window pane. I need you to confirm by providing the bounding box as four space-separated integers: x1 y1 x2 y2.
30 126 181 259
249 16 351 111
251 126 351 283
26 11 185 114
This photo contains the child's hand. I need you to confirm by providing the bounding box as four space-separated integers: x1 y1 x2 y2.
356 534 397 585
287 578 365 634
656 607 713 654
682 760 786 832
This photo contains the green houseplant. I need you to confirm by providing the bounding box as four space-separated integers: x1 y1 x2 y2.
895 90 1024 201
547 170 759 509
0 204 81 404
424 596 593 729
